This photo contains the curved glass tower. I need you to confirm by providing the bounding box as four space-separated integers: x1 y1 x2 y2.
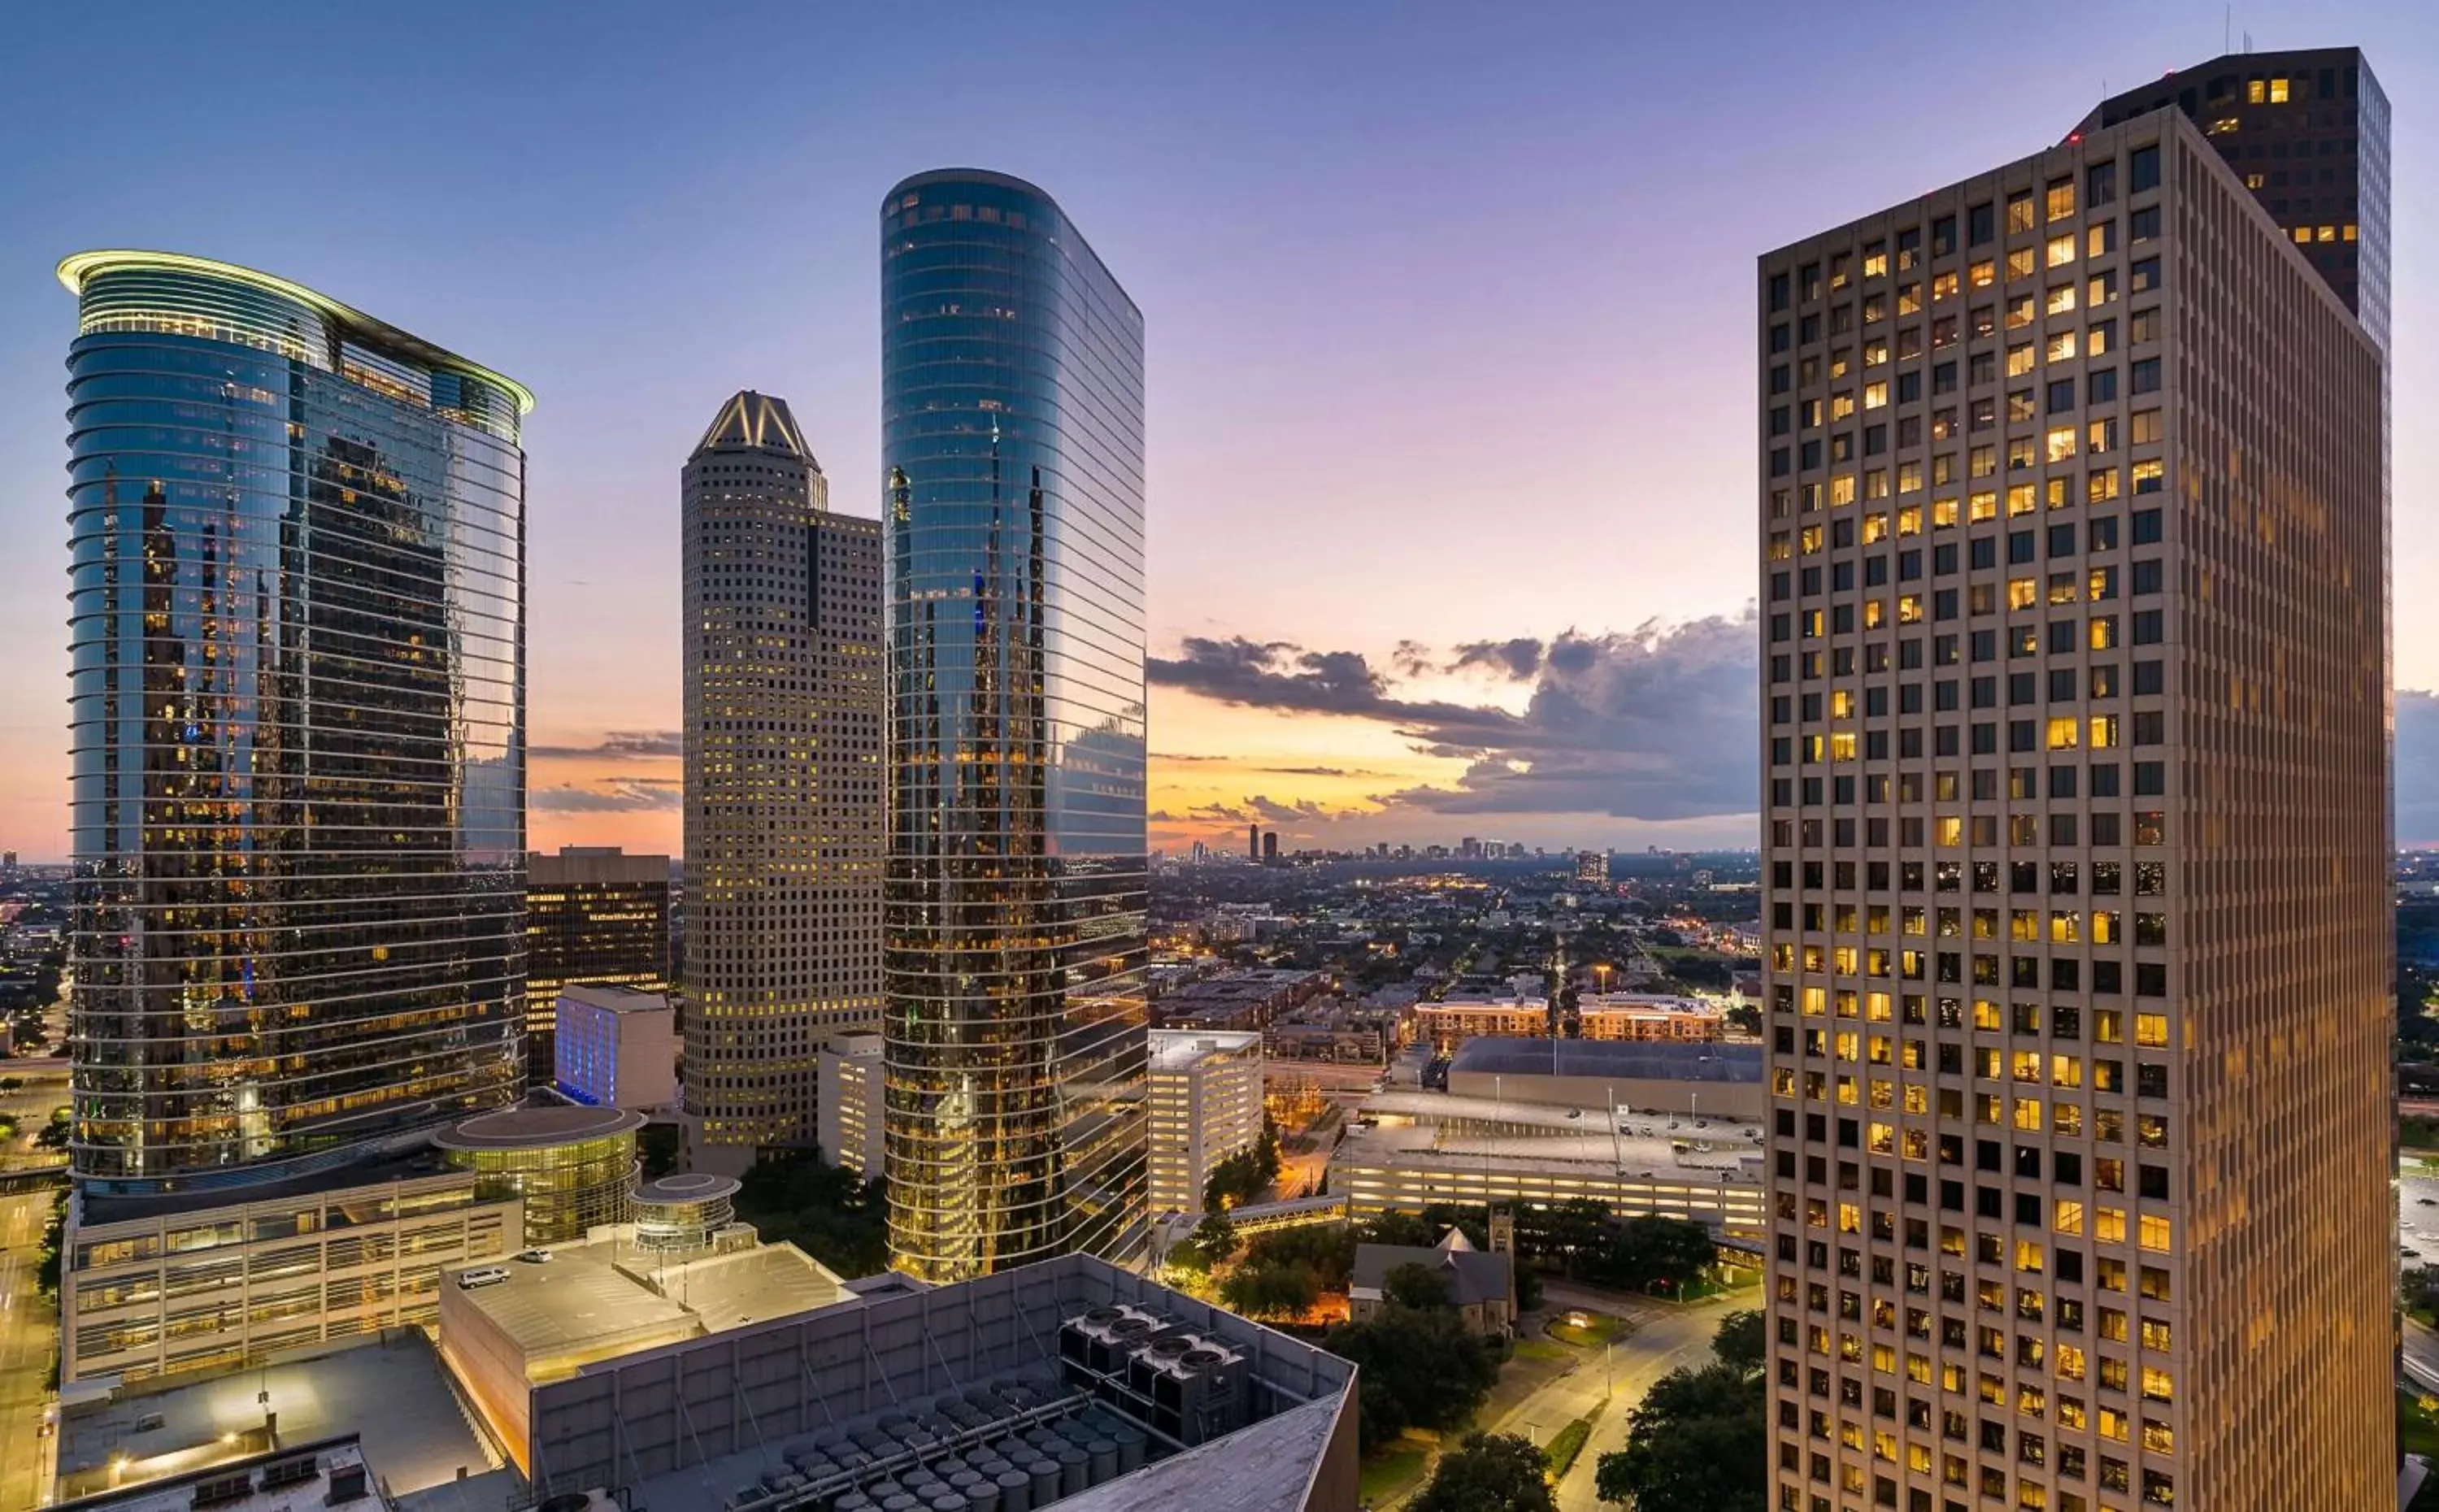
59 250 530 1193
880 171 1149 1280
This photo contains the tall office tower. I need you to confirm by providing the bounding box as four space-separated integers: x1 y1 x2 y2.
682 391 885 1172
59 251 529 1192
1248 822 1259 862
2079 48 2388 348
882 169 1150 1282
524 845 672 1084
1758 106 2389 1511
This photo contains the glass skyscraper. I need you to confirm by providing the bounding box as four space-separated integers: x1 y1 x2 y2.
59 250 529 1193
880 171 1149 1281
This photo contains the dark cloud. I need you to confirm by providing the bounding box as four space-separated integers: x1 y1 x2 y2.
531 730 684 761
1259 765 1383 778
1447 637 1544 680
1150 751 1229 763
1146 636 1524 730
1391 640 1436 679
529 777 682 814
1152 615 1759 825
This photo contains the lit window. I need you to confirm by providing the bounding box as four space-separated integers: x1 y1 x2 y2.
2045 716 2080 749
2046 426 2078 463
2046 283 2077 316
2007 192 2035 234
2006 247 2036 282
1969 259 1995 289
2046 330 2078 363
2046 233 2076 267
2269 77 2290 102
1864 381 1889 410
2010 578 2040 611
2007 343 2036 376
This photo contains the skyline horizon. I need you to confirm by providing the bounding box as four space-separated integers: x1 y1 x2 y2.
5 2 2436 864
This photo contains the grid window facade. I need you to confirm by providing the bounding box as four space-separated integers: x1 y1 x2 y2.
1757 110 2387 1512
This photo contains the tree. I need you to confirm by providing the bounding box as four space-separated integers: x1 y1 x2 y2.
1415 1432 1554 1512
1218 1258 1319 1319
1324 1304 1498 1449
1593 1310 1766 1512
732 1149 889 1277
1382 1261 1451 1311
1584 1214 1715 1292
1711 1308 1766 1371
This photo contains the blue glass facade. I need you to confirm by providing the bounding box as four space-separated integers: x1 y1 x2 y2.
880 172 1149 1280
59 252 529 1193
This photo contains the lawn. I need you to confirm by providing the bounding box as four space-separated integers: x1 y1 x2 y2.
1511 1338 1572 1363
1543 1403 1606 1480
1546 1310 1628 1349
2402 1386 2439 1458
1358 1444 1430 1505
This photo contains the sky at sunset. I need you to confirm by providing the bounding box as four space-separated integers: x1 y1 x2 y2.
4 1 2438 861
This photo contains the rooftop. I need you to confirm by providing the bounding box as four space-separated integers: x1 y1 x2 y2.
1147 1029 1263 1070
57 250 534 414
77 1143 467 1228
446 1232 847 1366
54 1437 373 1512
556 983 672 1013
57 1332 498 1502
433 1102 645 1152
1350 1230 1511 1308
1450 1036 1763 1083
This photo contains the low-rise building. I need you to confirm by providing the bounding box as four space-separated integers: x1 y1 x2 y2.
501 1253 1359 1511
815 1033 885 1178
54 1435 383 1512
1411 995 1550 1053
553 983 677 1110
1330 1123 1767 1240
60 1154 522 1388
1574 992 1724 1042
1153 969 1327 1031
1446 1036 1765 1122
1350 1227 1514 1336
1146 1030 1264 1217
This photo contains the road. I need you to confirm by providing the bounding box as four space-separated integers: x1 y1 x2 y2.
2406 1318 2439 1393
0 1187 60 1512
1512 1287 1731 1512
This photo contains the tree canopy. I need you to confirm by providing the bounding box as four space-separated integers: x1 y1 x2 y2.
1592 1309 1765 1512
1382 1261 1452 1311
1324 1303 1498 1450
1414 1432 1554 1512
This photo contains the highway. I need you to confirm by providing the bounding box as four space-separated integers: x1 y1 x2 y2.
0 1186 60 1512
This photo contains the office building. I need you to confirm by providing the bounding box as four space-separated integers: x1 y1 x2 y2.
59 250 529 1192
1574 849 1609 885
553 983 678 1110
1248 822 1259 862
682 391 885 1172
524 846 671 1084
1261 830 1279 864
815 1032 885 1178
1759 102 2389 1509
2078 47 2388 346
58 1152 521 1386
1146 1031 1264 1218
881 170 1150 1281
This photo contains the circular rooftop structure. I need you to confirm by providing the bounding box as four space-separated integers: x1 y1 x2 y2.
633 1173 741 1253
437 1103 647 1246
435 1103 646 1151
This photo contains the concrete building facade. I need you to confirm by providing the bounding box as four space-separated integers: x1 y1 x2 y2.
682 392 885 1171
60 1162 520 1386
1146 1030 1265 1218
815 1032 885 1179
553 984 678 1111
1758 100 2390 1510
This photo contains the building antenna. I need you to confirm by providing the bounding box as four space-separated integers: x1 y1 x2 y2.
2224 5 2231 54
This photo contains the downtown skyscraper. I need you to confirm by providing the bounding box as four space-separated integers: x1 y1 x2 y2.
682 393 885 1171
60 250 530 1190
1757 81 2390 1512
880 170 1150 1281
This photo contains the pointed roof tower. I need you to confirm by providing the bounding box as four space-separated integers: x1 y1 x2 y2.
693 389 815 465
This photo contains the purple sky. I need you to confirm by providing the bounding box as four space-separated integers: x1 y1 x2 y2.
2 1 2433 858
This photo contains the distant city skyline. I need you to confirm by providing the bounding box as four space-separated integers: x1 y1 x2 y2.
5 2 2439 863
